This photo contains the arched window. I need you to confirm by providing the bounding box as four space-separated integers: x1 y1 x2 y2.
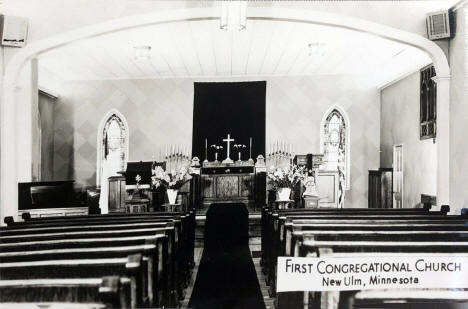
97 110 129 186
321 107 350 207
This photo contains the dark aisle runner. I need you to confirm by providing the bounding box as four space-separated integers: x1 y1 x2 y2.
188 203 266 309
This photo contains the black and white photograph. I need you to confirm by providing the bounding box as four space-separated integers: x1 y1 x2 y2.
1 0 468 308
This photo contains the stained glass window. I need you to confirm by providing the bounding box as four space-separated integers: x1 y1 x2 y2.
322 109 348 207
101 114 127 179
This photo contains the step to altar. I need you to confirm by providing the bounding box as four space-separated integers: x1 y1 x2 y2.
195 213 261 247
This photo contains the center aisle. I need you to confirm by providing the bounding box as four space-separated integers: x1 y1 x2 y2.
187 203 266 309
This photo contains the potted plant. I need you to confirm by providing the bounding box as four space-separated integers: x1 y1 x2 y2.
267 165 307 201
151 166 192 204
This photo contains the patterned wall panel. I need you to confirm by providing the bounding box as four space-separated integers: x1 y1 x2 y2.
53 75 380 208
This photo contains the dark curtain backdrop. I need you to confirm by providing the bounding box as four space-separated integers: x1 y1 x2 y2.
192 81 266 162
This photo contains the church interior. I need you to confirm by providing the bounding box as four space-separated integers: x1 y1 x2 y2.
2 1 468 308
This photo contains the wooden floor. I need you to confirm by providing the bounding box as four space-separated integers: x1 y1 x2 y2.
181 245 275 309
181 247 204 308
251 244 275 309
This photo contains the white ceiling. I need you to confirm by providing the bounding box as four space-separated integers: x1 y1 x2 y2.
38 18 432 87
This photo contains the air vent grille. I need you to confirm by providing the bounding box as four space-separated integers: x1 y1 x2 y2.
426 10 454 40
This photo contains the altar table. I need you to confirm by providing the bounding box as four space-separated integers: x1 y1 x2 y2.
201 161 255 208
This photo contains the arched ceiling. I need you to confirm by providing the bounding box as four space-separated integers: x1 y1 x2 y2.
38 18 432 87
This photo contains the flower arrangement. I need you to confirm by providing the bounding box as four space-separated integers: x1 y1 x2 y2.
151 166 192 190
267 165 307 189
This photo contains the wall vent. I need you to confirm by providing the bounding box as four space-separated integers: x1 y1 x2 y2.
426 10 454 40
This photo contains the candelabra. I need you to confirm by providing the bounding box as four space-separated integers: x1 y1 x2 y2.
163 144 191 173
210 144 223 162
266 140 295 169
233 144 246 161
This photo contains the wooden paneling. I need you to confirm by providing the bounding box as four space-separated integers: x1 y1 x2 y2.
240 175 254 198
216 176 239 198
201 173 255 207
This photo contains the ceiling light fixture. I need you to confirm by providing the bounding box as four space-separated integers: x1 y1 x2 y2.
220 1 247 31
134 45 151 60
308 42 326 56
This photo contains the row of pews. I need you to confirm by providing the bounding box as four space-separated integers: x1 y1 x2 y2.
0 210 196 308
261 205 468 309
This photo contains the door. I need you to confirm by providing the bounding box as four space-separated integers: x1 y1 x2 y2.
393 145 403 208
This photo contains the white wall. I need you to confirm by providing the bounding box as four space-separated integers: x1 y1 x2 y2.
449 7 468 213
52 75 380 208
380 72 437 208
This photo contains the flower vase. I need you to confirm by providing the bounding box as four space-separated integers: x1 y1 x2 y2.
167 189 178 204
276 187 292 201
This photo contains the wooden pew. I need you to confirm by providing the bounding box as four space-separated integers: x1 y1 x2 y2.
0 226 177 307
261 206 455 266
1 217 189 289
350 287 468 309
0 276 131 309
4 212 196 285
260 206 450 271
269 222 468 297
1 219 191 300
0 211 197 308
264 214 465 290
0 236 168 308
293 240 468 309
0 255 145 308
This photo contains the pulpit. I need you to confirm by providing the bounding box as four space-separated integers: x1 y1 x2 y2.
117 161 160 212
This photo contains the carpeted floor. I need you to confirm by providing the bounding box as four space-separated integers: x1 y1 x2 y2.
188 203 266 309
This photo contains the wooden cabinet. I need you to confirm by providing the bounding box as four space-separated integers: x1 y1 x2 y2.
108 175 126 212
368 168 393 208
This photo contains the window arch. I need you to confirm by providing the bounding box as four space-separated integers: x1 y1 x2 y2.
97 110 129 186
320 106 350 207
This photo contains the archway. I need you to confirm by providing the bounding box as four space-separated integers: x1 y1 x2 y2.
0 7 451 223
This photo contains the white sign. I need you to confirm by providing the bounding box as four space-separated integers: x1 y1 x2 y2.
277 256 468 292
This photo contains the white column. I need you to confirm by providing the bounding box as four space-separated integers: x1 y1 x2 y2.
1 81 18 224
31 58 40 181
434 76 451 208
16 59 38 183
0 59 37 225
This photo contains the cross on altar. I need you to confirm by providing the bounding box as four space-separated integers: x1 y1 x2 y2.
222 134 235 163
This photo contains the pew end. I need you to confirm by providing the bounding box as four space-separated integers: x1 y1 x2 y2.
461 208 468 218
441 205 450 215
125 254 143 308
21 212 32 221
4 216 14 226
98 276 130 309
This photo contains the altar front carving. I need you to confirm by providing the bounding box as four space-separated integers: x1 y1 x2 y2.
201 161 256 208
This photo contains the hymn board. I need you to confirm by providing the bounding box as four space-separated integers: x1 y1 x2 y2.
201 134 256 208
